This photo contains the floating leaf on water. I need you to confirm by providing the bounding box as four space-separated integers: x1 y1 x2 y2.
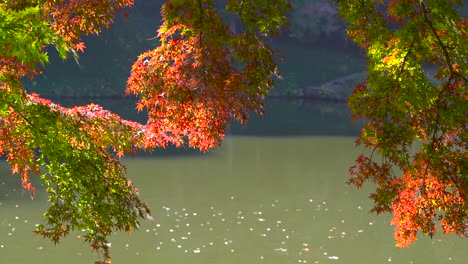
274 247 288 252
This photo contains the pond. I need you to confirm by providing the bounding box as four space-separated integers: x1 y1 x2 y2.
0 100 466 264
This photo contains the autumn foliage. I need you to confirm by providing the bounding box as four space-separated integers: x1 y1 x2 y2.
0 0 288 262
0 0 466 263
126 0 287 151
337 0 467 247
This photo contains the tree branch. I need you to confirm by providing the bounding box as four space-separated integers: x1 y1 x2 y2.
421 2 468 83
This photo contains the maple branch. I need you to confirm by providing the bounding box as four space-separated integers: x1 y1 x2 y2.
0 97 49 136
1 95 129 202
421 2 468 83
421 1 464 174
398 36 416 76
375 35 416 166
237 0 249 35
430 76 453 148
198 0 207 87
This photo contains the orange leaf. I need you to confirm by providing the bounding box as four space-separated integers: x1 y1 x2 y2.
136 102 145 112
11 164 19 174
75 42 86 53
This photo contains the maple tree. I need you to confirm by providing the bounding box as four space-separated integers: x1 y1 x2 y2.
0 0 288 262
336 0 467 247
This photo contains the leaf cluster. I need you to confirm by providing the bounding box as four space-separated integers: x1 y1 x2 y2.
0 89 150 261
0 0 289 262
0 3 70 68
127 0 288 151
338 0 467 246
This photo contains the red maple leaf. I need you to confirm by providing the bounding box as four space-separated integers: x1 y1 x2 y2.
75 42 86 53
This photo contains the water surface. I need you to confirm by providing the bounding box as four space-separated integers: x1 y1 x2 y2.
0 102 466 264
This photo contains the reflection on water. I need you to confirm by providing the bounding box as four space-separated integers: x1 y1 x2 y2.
1 136 466 264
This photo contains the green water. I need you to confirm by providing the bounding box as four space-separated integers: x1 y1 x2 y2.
0 102 466 264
